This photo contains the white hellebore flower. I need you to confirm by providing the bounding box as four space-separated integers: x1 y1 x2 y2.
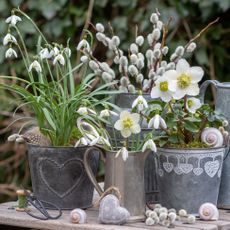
3 33 17 45
151 75 176 102
116 147 129 161
167 59 204 99
148 114 167 129
142 139 157 153
53 54 65 66
5 48 17 58
186 97 201 114
132 95 148 111
74 137 89 147
39 48 51 59
5 15 22 26
77 107 97 115
28 60 42 73
114 111 141 138
100 109 119 118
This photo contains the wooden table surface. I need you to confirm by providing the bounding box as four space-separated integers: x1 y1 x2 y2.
1 201 230 230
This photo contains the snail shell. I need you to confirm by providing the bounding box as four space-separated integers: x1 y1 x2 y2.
201 128 224 147
70 208 87 224
199 203 219 220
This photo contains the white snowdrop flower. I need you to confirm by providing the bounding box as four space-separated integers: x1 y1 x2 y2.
130 54 138 64
102 72 113 82
40 48 51 59
137 52 144 60
120 76 129 87
114 55 120 64
130 43 138 54
152 28 161 40
136 59 144 69
186 42 197 53
128 84 136 93
170 53 178 62
53 47 60 56
90 136 111 147
186 97 201 114
136 74 143 83
151 75 176 102
166 62 176 70
132 95 148 112
157 67 165 75
148 69 155 79
95 23 105 32
80 55 88 63
128 65 138 76
146 49 153 60
3 33 17 45
5 15 22 26
167 59 204 99
147 34 153 46
175 46 185 56
116 147 129 161
76 39 90 53
77 107 96 115
153 49 161 58
150 13 159 24
100 109 119 118
111 36 120 47
96 32 106 42
162 46 169 55
75 137 89 147
119 86 128 93
89 60 99 70
135 35 144 46
157 21 163 30
223 120 229 127
142 139 157 153
5 48 17 58
161 61 167 67
64 47 71 57
28 60 42 73
119 56 128 66
148 114 167 129
53 54 65 66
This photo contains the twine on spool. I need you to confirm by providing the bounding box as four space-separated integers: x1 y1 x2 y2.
94 186 122 207
15 189 30 211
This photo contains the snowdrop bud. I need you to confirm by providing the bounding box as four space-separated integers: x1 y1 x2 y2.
175 46 185 56
146 49 153 60
130 43 138 54
128 65 138 76
119 86 128 93
137 52 144 60
128 84 136 93
168 213 177 223
145 217 155 226
161 61 167 67
186 42 197 53
102 72 113 82
89 60 99 70
187 215 196 224
111 36 120 47
135 35 144 46
130 54 138 64
136 74 144 83
120 76 129 87
96 32 106 42
166 62 176 70
157 21 163 30
178 209 187 217
95 23 105 32
64 47 71 57
114 55 120 64
153 49 161 58
157 67 165 75
147 34 153 46
136 59 144 69
150 13 159 24
159 212 167 221
152 28 161 40
162 46 169 55
120 56 128 66
80 55 88 63
5 48 17 58
170 53 178 61
148 69 155 79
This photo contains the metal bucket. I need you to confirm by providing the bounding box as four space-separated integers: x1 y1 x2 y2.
157 147 225 214
27 144 99 210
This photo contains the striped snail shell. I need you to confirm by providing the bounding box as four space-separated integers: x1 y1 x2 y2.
201 128 224 147
70 208 87 224
199 203 219 220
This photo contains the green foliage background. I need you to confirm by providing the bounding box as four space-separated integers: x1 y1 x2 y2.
0 0 229 201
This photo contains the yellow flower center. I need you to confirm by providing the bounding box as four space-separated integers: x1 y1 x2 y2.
159 81 168 92
187 99 194 108
177 73 191 89
123 117 133 128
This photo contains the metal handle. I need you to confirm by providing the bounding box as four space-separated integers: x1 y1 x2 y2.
83 147 105 196
199 80 219 104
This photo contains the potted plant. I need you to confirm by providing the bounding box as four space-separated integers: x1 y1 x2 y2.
1 9 114 209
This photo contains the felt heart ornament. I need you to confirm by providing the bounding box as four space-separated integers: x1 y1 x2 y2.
204 160 220 178
99 194 130 225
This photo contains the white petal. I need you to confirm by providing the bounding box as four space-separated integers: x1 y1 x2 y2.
154 115 160 129
111 111 119 117
160 117 167 129
148 117 154 128
163 70 178 80
176 59 190 73
142 142 148 152
131 124 141 134
132 97 139 108
120 111 131 119
189 67 204 83
160 92 172 102
114 120 123 131
122 148 129 161
151 87 161 99
121 129 131 138
186 84 200 96
130 113 140 123
172 88 186 100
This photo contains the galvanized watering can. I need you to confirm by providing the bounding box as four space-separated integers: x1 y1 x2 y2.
84 147 151 221
200 80 230 208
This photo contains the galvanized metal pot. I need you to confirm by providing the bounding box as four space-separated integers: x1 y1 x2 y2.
157 147 225 214
27 144 99 210
200 80 230 208
109 93 159 204
84 147 151 221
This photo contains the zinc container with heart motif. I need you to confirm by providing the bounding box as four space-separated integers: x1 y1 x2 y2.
27 144 99 209
157 147 225 214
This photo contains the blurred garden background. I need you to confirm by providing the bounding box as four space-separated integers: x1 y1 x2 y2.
0 0 229 202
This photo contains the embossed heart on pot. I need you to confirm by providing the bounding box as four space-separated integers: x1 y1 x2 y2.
163 162 173 173
193 167 204 176
174 166 183 175
38 158 84 198
180 163 193 174
204 160 219 178
99 194 130 225
158 168 164 177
